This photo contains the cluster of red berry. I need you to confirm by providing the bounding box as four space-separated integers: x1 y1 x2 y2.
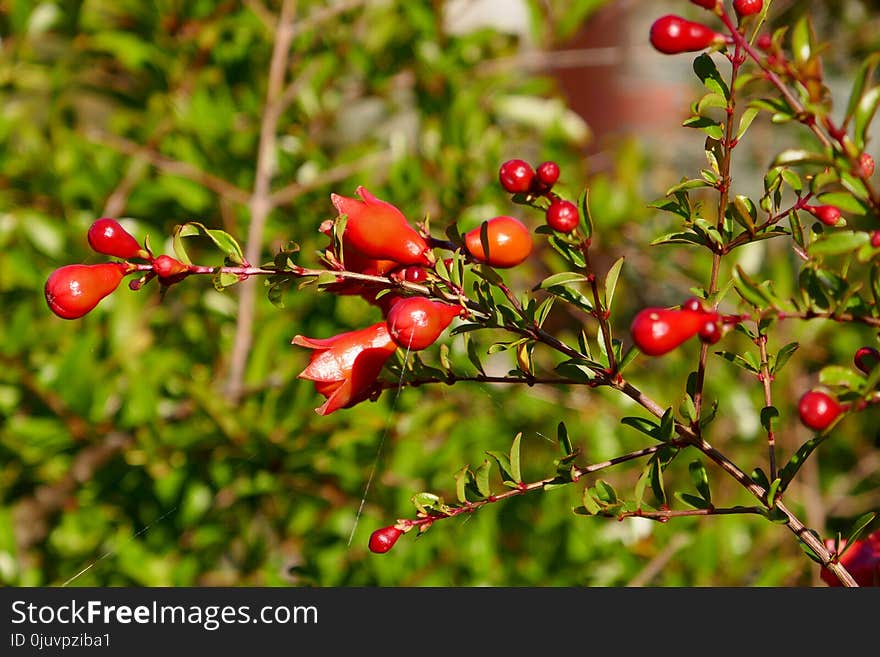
498 159 580 233
44 219 191 320
629 297 734 357
649 1 762 56
294 175 546 417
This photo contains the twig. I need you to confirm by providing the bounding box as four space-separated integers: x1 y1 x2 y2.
86 129 251 206
268 149 397 207
225 0 298 402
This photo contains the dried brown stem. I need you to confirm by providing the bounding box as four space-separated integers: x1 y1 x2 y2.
225 0 298 403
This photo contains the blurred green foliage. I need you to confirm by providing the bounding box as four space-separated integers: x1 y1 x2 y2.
0 0 877 587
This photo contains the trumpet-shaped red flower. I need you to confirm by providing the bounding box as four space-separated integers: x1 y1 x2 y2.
317 219 399 300
331 186 432 266
821 529 880 587
292 322 398 415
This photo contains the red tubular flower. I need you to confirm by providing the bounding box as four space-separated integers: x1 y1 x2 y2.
821 529 880 587
317 219 399 301
292 322 399 415
331 187 433 266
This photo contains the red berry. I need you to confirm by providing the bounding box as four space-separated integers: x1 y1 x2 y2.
400 266 428 283
682 297 705 313
698 318 723 345
733 0 763 17
649 15 725 55
804 204 842 226
498 159 535 194
630 308 711 356
535 161 560 188
690 0 718 9
385 296 462 350
854 347 880 375
871 231 880 248
369 526 403 554
464 216 533 268
87 218 148 260
859 152 875 178
797 390 843 431
756 34 773 51
152 254 190 281
45 263 129 319
545 199 579 233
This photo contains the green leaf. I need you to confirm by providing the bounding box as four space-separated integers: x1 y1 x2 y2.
714 350 759 373
845 53 880 124
818 365 864 389
557 421 573 456
464 333 485 376
665 178 713 195
840 512 878 559
581 487 600 515
486 450 515 485
751 467 770 490
779 435 825 491
767 477 782 507
603 256 624 309
697 92 728 114
815 192 869 215
809 231 870 257
474 459 492 498
675 492 711 510
693 53 730 100
509 432 522 483
771 149 833 168
174 221 246 265
594 479 617 504
791 15 813 65
854 86 880 151
679 394 697 424
411 492 444 514
736 107 760 140
760 406 779 433
688 459 711 504
659 407 675 442
453 466 471 504
682 115 723 140
620 416 660 440
577 187 594 239
537 272 588 289
771 342 799 375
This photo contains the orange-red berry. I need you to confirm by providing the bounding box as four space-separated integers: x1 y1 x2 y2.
45 263 129 319
463 216 533 268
